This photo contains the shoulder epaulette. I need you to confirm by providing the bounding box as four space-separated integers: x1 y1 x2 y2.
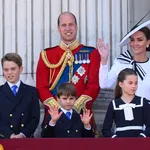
82 45 95 49
43 46 58 51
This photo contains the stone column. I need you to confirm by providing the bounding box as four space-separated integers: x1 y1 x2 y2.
93 89 114 137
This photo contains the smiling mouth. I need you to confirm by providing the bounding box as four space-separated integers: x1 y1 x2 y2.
131 89 136 92
133 47 141 49
8 76 14 80
65 32 72 35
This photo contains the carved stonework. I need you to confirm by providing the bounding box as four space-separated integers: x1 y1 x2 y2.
93 89 114 137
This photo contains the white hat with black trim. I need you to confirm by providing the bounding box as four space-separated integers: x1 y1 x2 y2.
119 20 150 47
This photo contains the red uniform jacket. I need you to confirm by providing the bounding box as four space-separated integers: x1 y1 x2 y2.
36 41 100 121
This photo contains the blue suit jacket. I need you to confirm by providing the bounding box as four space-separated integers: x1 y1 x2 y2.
41 109 94 138
0 82 40 139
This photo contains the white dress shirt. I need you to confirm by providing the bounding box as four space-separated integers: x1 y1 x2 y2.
7 80 21 92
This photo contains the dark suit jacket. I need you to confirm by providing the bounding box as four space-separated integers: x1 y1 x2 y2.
0 82 40 139
41 109 94 138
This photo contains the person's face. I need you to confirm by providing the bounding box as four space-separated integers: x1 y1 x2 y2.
130 31 149 55
58 13 78 44
119 75 138 96
2 61 23 84
57 95 76 110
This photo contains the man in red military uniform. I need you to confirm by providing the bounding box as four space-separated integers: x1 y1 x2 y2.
36 12 100 126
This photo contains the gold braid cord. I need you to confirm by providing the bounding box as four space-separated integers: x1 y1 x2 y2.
50 52 74 90
44 97 60 108
41 50 66 69
41 49 74 91
73 95 92 114
41 40 79 91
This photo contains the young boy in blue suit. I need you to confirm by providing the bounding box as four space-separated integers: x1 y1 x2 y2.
0 53 40 139
41 83 94 138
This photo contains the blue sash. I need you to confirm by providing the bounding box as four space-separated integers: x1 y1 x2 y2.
51 46 95 96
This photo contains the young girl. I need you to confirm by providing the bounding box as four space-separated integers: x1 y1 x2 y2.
102 68 150 138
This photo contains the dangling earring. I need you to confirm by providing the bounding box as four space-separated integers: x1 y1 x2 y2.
147 45 149 48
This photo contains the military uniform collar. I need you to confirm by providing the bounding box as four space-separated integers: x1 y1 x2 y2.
59 40 80 51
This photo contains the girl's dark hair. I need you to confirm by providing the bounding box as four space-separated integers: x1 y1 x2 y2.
56 82 76 98
115 68 137 99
